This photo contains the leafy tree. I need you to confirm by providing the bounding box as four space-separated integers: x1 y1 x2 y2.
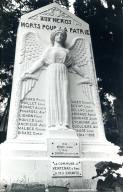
0 0 70 142
74 0 123 147
0 0 19 138
92 161 123 191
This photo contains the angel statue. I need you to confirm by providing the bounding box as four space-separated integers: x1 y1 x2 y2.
21 28 92 129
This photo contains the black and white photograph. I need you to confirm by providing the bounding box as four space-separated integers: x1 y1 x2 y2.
0 0 123 191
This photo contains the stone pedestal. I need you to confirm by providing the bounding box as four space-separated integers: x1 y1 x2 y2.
0 147 121 192
0 128 121 192
80 140 120 158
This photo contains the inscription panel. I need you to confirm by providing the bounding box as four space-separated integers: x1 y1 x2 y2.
18 97 46 136
51 160 82 177
71 100 98 138
20 22 90 35
48 139 80 157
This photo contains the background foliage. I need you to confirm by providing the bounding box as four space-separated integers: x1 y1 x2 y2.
92 161 123 191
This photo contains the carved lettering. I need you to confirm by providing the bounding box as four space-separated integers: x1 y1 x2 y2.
20 22 90 35
40 16 71 24
42 24 56 30
18 97 46 136
51 160 82 177
49 139 79 157
71 100 98 138
21 22 40 29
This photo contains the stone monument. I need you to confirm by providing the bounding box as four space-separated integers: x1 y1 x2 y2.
0 3 120 191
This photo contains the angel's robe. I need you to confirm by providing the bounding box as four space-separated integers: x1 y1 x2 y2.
44 46 71 128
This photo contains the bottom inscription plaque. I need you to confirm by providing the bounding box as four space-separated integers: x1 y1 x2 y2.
51 160 82 177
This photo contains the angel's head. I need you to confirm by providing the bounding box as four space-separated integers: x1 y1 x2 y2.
50 28 67 47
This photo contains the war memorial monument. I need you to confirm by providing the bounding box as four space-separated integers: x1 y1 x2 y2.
0 2 120 191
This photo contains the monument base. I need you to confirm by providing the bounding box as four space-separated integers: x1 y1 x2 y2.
0 155 122 191
0 155 97 191
0 139 47 158
0 129 122 191
0 138 122 191
80 139 120 158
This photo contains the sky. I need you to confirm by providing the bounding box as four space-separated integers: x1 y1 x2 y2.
69 0 108 13
69 0 75 13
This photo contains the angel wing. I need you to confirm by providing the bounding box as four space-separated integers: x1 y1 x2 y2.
66 37 89 74
66 37 94 102
19 32 45 101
